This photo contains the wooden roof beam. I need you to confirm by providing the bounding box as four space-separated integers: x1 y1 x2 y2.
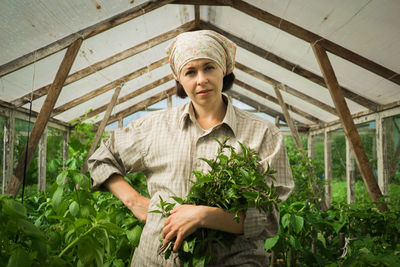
274 84 303 151
230 0 400 87
51 57 169 116
227 90 309 132
235 62 337 116
0 0 176 77
12 21 195 107
312 42 386 210
199 21 379 112
102 87 176 125
234 79 322 125
5 38 83 197
73 74 174 123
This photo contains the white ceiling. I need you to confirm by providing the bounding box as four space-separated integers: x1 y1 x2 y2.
0 0 399 128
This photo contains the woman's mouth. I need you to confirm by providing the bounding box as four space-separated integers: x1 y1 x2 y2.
197 89 212 96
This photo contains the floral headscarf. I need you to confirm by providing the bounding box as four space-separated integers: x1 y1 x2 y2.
166 30 237 80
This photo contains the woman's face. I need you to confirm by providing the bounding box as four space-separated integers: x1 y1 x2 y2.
179 58 224 107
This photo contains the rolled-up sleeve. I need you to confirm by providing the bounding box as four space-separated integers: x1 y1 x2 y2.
243 127 294 239
88 121 146 191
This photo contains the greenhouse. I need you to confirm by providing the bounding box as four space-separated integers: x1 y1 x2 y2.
1 0 399 266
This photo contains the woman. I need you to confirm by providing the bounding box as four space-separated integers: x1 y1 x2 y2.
88 30 293 266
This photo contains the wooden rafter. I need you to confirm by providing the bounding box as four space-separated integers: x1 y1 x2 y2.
274 84 304 151
5 38 83 197
171 0 230 5
226 90 309 132
199 21 380 111
74 74 174 123
312 43 386 210
51 57 169 116
102 87 176 125
81 86 122 174
0 0 175 77
11 21 195 107
234 79 322 124
235 62 337 116
230 0 400 87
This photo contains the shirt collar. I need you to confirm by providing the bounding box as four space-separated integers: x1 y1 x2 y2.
179 94 237 136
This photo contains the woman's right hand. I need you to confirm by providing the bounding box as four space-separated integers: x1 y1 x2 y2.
129 194 150 222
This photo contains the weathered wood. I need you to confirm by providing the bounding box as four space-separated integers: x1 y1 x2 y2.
0 0 175 77
12 22 195 107
235 62 337 116
376 115 388 196
235 79 321 124
38 129 47 191
62 130 69 170
346 137 355 204
118 118 123 129
227 90 309 131
312 43 385 209
274 84 304 151
308 134 314 159
5 38 82 197
104 88 176 125
227 90 285 122
199 21 380 111
194 5 200 27
53 57 169 116
74 74 173 122
231 0 400 86
2 111 15 194
172 0 230 5
324 130 332 208
167 94 172 108
0 100 70 130
81 86 122 174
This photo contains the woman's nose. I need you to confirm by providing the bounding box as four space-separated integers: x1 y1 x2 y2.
196 71 208 85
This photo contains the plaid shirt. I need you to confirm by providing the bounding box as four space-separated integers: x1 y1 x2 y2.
89 96 294 266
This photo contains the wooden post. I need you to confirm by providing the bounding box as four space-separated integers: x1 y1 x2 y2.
167 94 172 108
81 86 122 174
376 115 389 196
5 38 82 197
274 84 303 152
62 130 69 170
308 134 314 159
118 118 123 129
324 130 332 208
2 111 15 194
346 137 355 204
38 128 47 191
312 43 386 210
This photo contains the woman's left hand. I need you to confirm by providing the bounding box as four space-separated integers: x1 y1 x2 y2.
161 205 205 252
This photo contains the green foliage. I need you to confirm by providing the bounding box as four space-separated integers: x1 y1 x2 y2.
153 138 279 266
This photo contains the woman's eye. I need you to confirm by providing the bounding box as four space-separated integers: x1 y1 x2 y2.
205 66 214 70
185 70 195 76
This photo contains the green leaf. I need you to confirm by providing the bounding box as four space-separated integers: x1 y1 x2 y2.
126 225 143 247
52 186 64 210
193 254 206 267
73 173 90 190
69 201 80 217
264 235 279 250
293 215 304 234
317 232 326 248
3 199 27 218
288 235 296 248
171 196 184 204
7 247 31 267
56 170 69 186
281 213 291 229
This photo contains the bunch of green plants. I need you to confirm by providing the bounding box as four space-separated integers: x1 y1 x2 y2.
153 138 280 266
1 121 148 267
265 144 400 266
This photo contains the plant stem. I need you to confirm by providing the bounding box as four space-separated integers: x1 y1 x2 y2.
58 225 96 258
